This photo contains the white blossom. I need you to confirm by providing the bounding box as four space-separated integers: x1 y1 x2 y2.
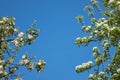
103 24 109 27
0 60 4 63
6 27 10 30
85 26 91 31
110 27 115 31
117 1 120 4
75 65 79 70
28 34 34 39
14 28 19 33
23 59 29 64
113 73 117 77
89 36 93 39
19 37 24 41
109 0 114 4
83 37 87 42
3 71 8 76
88 61 93 65
93 47 98 52
101 18 106 20
0 21 4 24
0 65 3 69
1 38 5 41
22 55 26 59
96 23 102 27
117 68 120 74
76 37 81 40
28 62 34 70
93 52 99 57
98 71 105 76
89 74 94 79
19 59 29 65
3 17 8 22
37 61 42 65
0 70 3 74
14 40 19 47
94 30 98 33
18 32 24 37
104 42 109 47
81 63 86 68
75 61 93 72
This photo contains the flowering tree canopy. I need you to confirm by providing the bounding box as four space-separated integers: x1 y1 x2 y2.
75 0 120 80
0 17 46 80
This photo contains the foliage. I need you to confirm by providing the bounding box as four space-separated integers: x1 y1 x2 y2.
0 17 46 80
75 0 120 80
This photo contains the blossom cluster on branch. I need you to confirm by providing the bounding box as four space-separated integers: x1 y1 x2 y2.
76 61 93 73
75 0 120 79
0 17 46 80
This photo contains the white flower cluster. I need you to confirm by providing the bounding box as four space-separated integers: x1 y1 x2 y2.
98 71 106 80
75 61 93 73
89 71 105 79
26 28 40 45
89 74 94 79
0 60 7 77
0 17 15 26
93 47 100 58
82 25 92 32
36 60 46 72
93 47 98 52
12 32 25 47
92 47 103 65
0 65 4 74
102 40 110 47
28 34 34 39
111 73 118 79
98 71 105 77
110 27 120 36
94 26 110 40
108 0 114 4
3 17 9 22
95 18 108 29
117 68 120 74
102 40 110 51
75 36 92 46
18 32 24 38
14 28 19 33
110 27 116 31
19 55 29 65
110 69 120 79
20 54 34 70
0 17 16 37
28 62 34 70
75 37 82 45
95 56 103 65
0 20 4 24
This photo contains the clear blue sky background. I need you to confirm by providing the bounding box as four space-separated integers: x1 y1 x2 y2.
0 0 99 80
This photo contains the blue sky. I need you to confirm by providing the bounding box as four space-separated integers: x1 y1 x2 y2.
0 0 98 80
